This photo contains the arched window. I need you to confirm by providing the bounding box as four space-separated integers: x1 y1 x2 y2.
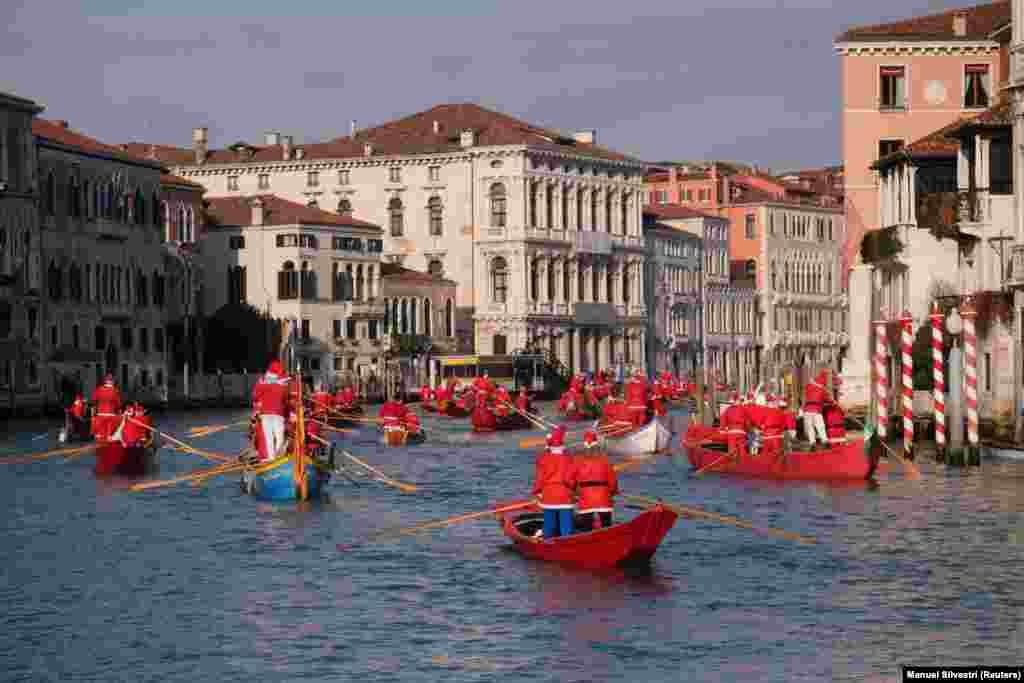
562 185 570 229
300 261 316 300
410 299 417 333
577 188 584 230
445 298 454 338
134 189 145 226
530 259 539 300
528 183 538 228
547 259 555 302
278 261 298 300
606 268 614 302
355 264 364 301
783 262 790 291
491 256 508 303
337 198 352 214
545 184 554 228
428 259 443 277
136 268 149 306
590 190 598 230
563 260 571 301
388 197 404 236
489 183 506 227
621 194 629 235
400 299 409 334
48 261 63 301
106 182 115 220
592 266 600 302
383 298 391 334
69 263 82 301
151 191 160 226
184 206 194 242
68 175 79 217
306 198 319 209
427 196 443 236
423 298 432 336
770 261 777 290
578 265 585 301
623 264 632 304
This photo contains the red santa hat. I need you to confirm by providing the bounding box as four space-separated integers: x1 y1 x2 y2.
582 430 598 448
268 360 283 375
816 368 829 385
546 426 566 447
103 374 114 385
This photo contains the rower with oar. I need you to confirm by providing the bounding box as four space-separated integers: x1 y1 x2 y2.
572 430 619 532
531 426 576 539
252 359 290 461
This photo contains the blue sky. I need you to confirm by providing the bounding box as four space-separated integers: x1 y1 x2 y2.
1 0 980 172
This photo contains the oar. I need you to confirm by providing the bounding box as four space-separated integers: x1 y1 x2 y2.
188 420 247 437
316 422 356 435
517 422 630 450
624 495 816 545
128 419 232 464
500 401 549 431
337 500 533 551
129 461 251 492
338 450 417 493
0 444 96 465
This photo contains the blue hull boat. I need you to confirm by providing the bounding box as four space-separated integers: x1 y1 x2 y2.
242 457 331 501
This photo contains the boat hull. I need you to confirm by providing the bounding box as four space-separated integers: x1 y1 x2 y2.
94 439 158 477
242 458 330 501
473 412 531 432
982 443 1024 461
329 406 365 427
438 401 470 418
683 424 879 481
603 418 673 457
381 426 426 446
499 504 678 569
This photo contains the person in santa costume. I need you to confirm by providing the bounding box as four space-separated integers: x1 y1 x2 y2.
252 360 290 460
531 426 576 538
721 391 751 459
91 374 123 441
573 430 619 531
624 369 649 428
310 383 331 420
802 369 830 449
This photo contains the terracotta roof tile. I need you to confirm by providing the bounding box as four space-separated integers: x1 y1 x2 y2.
836 1 1009 43
380 262 456 285
127 103 642 168
33 119 163 168
205 194 382 231
643 204 720 221
950 96 1014 134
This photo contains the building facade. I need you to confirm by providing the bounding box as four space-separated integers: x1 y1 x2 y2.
35 118 171 405
380 262 458 353
643 212 703 376
135 104 648 372
0 91 44 412
201 194 385 386
835 0 1011 409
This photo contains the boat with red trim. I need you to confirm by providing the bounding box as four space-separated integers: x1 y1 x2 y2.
497 503 678 569
682 424 881 481
94 435 158 477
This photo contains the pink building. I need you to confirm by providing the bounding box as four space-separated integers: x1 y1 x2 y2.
835 1 1010 282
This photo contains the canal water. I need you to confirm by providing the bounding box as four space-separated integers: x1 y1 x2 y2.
3 405 1024 682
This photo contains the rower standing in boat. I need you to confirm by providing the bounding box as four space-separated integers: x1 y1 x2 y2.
625 369 649 428
721 392 751 459
91 374 123 441
403 410 422 437
515 386 533 414
573 430 619 531
802 369 830 450
310 383 331 420
759 397 787 460
531 426 577 539
493 384 513 416
824 402 847 446
66 393 88 440
252 360 290 460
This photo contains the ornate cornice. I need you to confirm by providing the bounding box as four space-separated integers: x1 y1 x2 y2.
834 41 998 57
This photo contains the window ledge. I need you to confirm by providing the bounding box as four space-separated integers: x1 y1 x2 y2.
878 106 908 113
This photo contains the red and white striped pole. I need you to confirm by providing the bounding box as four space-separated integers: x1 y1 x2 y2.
961 297 979 461
874 307 889 441
901 310 914 458
930 302 946 455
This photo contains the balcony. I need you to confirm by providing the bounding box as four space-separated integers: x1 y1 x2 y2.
1007 244 1024 289
916 192 960 231
340 301 384 319
573 231 612 255
611 234 644 250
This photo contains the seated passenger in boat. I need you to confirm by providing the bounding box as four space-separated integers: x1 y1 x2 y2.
67 393 89 438
91 374 123 441
494 385 513 416
420 384 434 404
471 402 497 430
515 387 533 415
824 403 847 446
559 387 581 414
379 398 408 426
760 399 788 459
403 411 422 435
531 427 576 539
592 371 611 400
120 405 145 448
721 393 751 458
573 431 619 531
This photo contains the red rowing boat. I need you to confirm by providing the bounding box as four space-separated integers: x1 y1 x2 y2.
682 424 881 481
94 437 158 476
498 504 678 569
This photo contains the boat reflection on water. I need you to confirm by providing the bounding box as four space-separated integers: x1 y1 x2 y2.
516 558 675 615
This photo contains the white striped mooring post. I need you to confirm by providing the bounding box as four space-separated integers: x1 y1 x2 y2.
930 302 945 455
874 309 889 441
961 297 979 462
901 310 914 457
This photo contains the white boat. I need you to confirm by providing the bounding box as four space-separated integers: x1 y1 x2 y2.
982 443 1024 461
601 418 673 457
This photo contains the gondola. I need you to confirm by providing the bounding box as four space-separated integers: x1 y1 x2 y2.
437 400 471 418
682 424 881 481
472 410 531 432
497 503 679 569
600 417 673 457
240 452 331 501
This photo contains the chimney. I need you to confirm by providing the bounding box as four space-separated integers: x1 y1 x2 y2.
573 130 595 144
432 120 441 134
295 147 305 160
265 131 280 146
281 135 293 161
251 197 265 226
350 120 357 137
364 142 374 157
460 129 476 148
57 120 69 129
953 10 967 37
192 127 208 165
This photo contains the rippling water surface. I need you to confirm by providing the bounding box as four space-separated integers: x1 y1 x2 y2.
3 405 1024 682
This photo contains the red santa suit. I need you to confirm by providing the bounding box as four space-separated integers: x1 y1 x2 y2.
625 372 649 428
573 431 619 529
824 404 847 446
378 400 408 426
760 403 788 460
420 385 434 403
471 403 498 431
403 411 422 435
515 390 532 414
91 376 123 441
494 386 513 416
531 429 577 510
253 361 290 459
721 396 751 459
310 389 331 418
802 369 830 447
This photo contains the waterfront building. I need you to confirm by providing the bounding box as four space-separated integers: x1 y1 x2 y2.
35 118 170 405
200 194 385 386
835 0 1010 409
379 262 458 353
0 91 44 412
135 103 648 374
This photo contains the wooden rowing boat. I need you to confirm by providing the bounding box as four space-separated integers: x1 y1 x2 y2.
329 405 365 427
381 425 426 447
682 424 881 481
981 439 1024 461
601 418 672 457
241 455 331 501
437 400 470 418
95 436 159 477
497 503 678 569
472 411 531 432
